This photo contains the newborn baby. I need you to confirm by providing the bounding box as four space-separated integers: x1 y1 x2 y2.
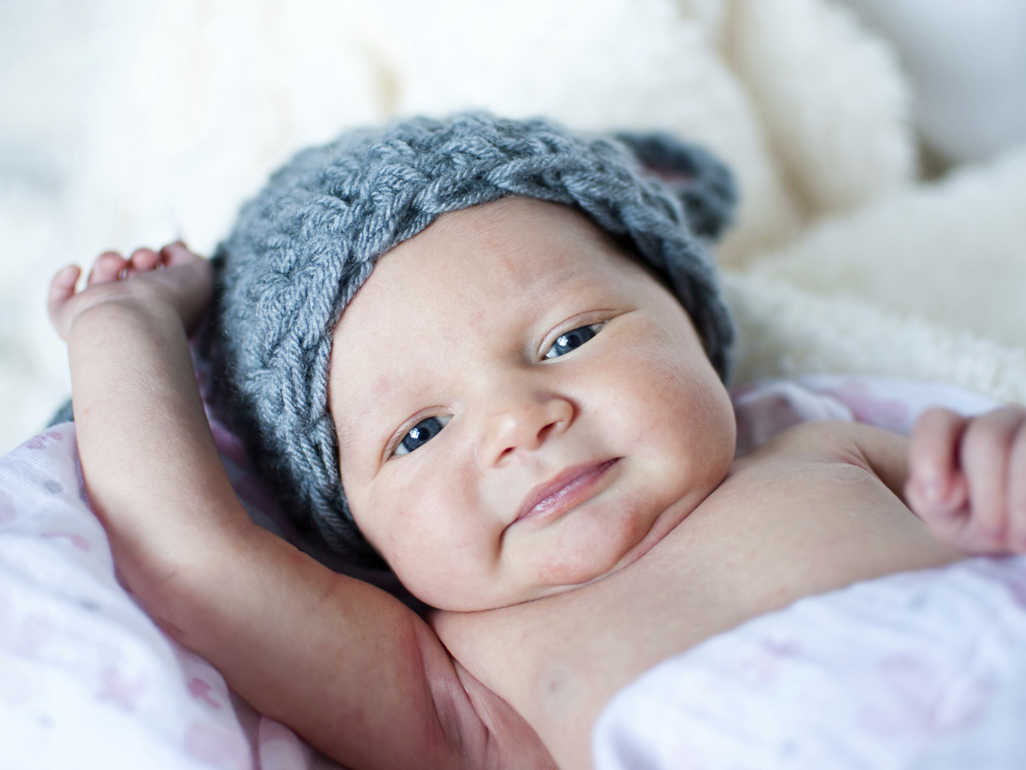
47 115 1026 769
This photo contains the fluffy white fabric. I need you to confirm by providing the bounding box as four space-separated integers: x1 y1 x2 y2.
838 0 1026 162
1 0 1023 454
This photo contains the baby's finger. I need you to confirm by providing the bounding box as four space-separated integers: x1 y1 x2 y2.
908 407 967 510
129 247 161 273
159 241 195 267
1006 415 1026 551
88 251 127 285
961 407 1024 549
47 265 82 334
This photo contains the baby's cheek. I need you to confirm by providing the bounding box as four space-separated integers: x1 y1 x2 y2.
387 478 488 597
536 555 582 585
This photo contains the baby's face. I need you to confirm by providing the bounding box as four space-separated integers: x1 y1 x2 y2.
329 197 736 611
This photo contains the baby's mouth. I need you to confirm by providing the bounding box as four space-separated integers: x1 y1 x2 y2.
513 458 620 525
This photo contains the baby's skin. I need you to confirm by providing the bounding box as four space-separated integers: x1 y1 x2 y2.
49 198 1026 769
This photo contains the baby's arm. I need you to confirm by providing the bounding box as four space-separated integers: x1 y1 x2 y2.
906 406 1026 554
839 403 1026 555
50 246 526 769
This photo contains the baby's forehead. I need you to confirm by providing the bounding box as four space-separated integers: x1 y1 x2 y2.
421 197 634 278
339 198 645 324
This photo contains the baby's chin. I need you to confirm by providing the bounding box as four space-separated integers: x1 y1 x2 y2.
419 564 640 614
405 565 603 613
532 493 701 590
411 543 659 613
403 490 711 612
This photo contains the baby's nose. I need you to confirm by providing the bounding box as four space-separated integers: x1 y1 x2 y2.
478 392 574 466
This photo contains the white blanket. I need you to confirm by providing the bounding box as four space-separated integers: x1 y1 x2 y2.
593 556 1026 770
0 422 347 769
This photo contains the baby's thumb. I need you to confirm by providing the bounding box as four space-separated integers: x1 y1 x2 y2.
159 241 195 267
48 265 81 340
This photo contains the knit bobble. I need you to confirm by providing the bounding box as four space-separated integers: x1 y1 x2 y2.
614 132 737 241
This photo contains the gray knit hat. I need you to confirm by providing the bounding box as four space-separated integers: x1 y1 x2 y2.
204 112 737 566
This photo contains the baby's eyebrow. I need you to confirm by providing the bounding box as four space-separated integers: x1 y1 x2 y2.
334 377 429 462
333 423 359 456
335 399 393 452
329 386 388 458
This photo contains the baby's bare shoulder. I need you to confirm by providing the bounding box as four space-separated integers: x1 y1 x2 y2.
736 419 910 498
749 419 901 461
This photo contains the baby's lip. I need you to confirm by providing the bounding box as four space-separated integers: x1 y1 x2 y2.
513 458 620 526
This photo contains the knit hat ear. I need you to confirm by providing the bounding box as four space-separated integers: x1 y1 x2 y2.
614 132 737 241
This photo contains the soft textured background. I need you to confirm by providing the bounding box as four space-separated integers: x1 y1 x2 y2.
2 0 1025 455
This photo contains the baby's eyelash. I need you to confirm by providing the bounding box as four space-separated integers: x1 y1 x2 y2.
391 415 452 457
543 322 607 360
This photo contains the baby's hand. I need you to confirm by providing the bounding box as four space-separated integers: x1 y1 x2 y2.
48 243 212 341
907 406 1026 554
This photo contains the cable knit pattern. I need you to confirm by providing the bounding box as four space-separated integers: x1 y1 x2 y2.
203 112 735 565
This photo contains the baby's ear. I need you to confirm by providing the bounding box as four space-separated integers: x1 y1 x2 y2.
615 132 737 241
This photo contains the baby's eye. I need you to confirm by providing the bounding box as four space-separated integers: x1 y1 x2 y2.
544 323 605 360
393 415 452 457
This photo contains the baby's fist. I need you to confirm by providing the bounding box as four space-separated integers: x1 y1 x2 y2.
49 243 212 341
907 405 1026 554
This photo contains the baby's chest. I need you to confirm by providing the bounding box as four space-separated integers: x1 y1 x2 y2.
434 586 710 768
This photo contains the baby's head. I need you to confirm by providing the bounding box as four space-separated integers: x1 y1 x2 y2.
207 114 737 610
